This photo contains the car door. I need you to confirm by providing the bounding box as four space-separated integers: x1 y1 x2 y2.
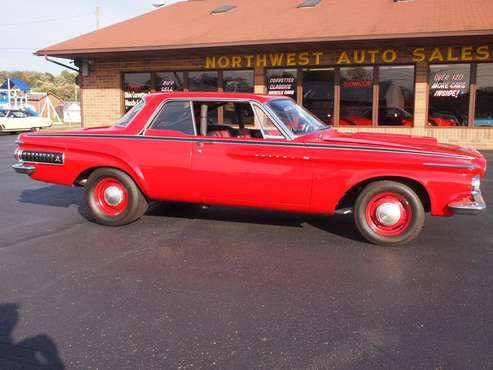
191 100 313 211
138 100 199 202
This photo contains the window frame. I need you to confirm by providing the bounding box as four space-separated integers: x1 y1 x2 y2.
188 98 292 140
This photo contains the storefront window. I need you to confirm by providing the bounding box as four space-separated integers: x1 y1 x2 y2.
223 70 254 92
475 63 493 127
428 64 470 127
123 73 152 112
188 71 218 91
155 72 184 92
266 68 297 101
378 66 414 126
302 68 335 125
340 67 373 126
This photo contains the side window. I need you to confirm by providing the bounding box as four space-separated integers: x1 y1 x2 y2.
193 100 262 139
253 105 285 139
150 101 195 135
192 100 283 140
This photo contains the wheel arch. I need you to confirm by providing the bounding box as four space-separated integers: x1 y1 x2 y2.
336 176 431 213
73 166 149 199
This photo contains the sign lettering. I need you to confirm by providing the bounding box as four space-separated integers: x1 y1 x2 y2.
204 46 491 68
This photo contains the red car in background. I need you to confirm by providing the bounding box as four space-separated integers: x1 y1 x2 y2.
12 92 486 246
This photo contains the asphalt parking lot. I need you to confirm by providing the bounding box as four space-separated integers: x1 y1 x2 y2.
0 134 492 370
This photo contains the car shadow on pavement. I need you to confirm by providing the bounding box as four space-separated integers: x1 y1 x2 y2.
147 202 365 242
18 185 83 209
0 304 65 370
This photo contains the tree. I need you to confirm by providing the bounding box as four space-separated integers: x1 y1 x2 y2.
0 70 79 101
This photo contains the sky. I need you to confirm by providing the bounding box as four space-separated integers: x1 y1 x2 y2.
1 1 184 74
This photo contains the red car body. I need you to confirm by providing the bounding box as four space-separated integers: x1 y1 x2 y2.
12 92 487 245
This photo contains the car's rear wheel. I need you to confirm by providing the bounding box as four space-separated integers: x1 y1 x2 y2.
84 168 148 226
354 181 425 246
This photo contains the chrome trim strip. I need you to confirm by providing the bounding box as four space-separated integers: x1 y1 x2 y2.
449 191 486 215
12 163 36 175
27 133 474 160
424 163 480 170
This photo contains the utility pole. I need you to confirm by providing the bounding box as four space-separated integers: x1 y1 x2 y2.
96 6 100 30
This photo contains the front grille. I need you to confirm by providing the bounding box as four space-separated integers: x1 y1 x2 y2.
21 151 64 165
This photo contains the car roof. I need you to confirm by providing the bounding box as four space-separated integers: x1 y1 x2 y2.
145 91 288 104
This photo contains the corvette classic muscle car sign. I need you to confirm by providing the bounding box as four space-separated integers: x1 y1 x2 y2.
12 92 486 246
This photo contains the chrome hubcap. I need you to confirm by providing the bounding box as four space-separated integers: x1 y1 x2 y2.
104 186 124 206
375 202 402 226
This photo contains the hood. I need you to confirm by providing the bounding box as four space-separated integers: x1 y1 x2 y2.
299 129 486 172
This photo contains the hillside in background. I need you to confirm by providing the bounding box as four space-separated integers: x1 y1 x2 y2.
0 70 79 101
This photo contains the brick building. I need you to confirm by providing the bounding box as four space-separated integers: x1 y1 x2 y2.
37 0 493 148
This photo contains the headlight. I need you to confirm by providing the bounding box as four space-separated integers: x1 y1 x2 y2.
472 175 481 194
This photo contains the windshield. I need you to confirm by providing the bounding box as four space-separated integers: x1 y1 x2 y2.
115 99 145 127
267 99 329 137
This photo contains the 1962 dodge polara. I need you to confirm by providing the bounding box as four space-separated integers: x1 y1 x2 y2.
12 92 486 246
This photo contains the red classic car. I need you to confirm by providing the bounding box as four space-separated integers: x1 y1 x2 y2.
12 92 486 246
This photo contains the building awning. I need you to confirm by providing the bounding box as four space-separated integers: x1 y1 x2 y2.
36 0 493 58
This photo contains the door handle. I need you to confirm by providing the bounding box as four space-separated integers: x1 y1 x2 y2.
196 141 211 153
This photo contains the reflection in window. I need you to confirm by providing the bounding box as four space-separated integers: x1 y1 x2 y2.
189 71 218 91
223 70 254 92
155 72 184 92
266 69 297 101
151 101 195 135
340 67 373 126
302 68 335 125
253 105 284 139
123 73 152 112
475 63 493 127
428 64 470 126
378 66 414 126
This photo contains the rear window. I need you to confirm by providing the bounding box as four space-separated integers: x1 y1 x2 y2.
115 99 145 127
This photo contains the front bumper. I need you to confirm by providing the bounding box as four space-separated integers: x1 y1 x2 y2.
448 191 486 215
12 163 36 175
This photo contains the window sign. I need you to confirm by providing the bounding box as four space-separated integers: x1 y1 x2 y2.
340 67 373 126
266 69 297 100
428 64 470 126
124 73 152 112
155 72 184 92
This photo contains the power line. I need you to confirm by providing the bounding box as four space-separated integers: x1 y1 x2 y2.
0 13 92 26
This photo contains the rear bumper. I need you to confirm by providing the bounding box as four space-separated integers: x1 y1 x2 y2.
12 163 36 175
448 191 486 215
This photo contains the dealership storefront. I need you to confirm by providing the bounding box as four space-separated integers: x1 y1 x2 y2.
37 1 493 148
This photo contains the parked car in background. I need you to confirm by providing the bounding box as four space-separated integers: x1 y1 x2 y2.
428 110 461 126
12 92 486 246
0 108 52 133
474 117 493 127
340 107 413 127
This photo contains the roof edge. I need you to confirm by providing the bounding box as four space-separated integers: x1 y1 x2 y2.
36 29 493 58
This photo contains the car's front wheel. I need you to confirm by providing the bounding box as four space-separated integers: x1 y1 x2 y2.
84 168 148 226
354 181 425 246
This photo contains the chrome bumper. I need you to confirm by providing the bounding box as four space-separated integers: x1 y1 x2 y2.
12 163 36 175
448 191 486 215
